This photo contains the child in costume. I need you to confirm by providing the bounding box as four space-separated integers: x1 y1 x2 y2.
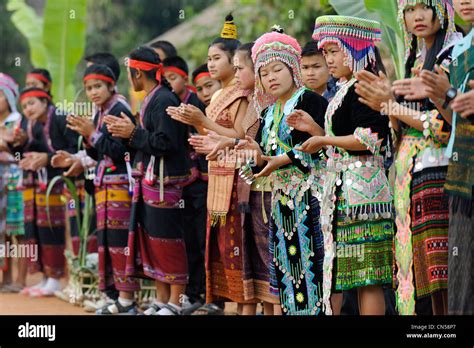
355 0 461 315
308 15 395 315
249 27 328 315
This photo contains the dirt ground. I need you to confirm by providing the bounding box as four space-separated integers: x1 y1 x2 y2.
0 272 90 315
1 269 239 315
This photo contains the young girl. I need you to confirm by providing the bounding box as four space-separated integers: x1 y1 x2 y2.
354 0 461 315
106 46 191 315
25 69 52 94
248 28 328 315
17 87 78 297
189 42 281 315
66 64 139 314
308 16 394 315
167 14 255 313
164 55 210 312
0 73 25 293
418 0 474 315
192 64 222 107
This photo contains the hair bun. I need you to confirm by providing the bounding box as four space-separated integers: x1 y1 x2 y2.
220 13 238 39
271 24 284 34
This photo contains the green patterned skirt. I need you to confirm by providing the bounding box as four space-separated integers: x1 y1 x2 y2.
6 165 24 236
333 192 394 291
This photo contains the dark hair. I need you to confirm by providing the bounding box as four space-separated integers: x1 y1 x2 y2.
30 68 52 84
149 40 178 59
366 46 387 76
192 64 209 84
83 64 117 83
209 14 241 62
128 46 173 91
163 56 189 75
20 87 52 105
301 41 323 58
404 6 449 77
84 52 121 81
236 42 254 68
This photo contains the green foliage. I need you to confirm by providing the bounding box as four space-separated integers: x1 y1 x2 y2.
43 0 87 102
6 0 48 68
0 0 31 79
182 0 330 71
328 0 405 79
7 0 87 102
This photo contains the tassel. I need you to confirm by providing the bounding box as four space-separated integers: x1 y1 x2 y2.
159 156 164 202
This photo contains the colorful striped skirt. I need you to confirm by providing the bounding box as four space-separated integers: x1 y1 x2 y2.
95 178 139 292
6 165 24 236
206 175 254 303
242 191 279 304
410 166 449 298
126 179 188 285
24 175 66 278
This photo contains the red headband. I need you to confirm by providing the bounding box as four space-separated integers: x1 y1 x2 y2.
83 74 115 85
193 72 211 85
20 90 51 103
128 59 163 83
27 73 51 85
163 66 188 79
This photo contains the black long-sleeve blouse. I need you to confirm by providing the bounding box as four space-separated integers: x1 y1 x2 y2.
129 86 191 181
255 90 328 173
87 101 135 177
330 84 390 156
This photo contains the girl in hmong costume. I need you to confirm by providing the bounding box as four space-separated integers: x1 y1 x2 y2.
17 87 79 297
418 0 474 315
309 16 394 315
444 17 474 314
188 42 281 314
106 46 191 315
0 73 25 292
66 64 139 314
235 42 281 313
248 28 328 315
444 0 474 314
167 15 255 312
355 0 461 315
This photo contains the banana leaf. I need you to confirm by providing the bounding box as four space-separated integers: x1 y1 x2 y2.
364 0 405 79
328 0 405 79
6 0 48 67
42 0 87 102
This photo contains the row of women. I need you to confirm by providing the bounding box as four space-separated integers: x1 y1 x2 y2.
0 0 472 315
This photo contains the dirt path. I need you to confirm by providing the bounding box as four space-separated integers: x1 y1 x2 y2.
0 273 91 315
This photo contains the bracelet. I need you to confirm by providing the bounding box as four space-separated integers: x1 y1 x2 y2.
235 138 240 146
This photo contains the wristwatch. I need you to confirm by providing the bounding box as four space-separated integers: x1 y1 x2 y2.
443 87 457 109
